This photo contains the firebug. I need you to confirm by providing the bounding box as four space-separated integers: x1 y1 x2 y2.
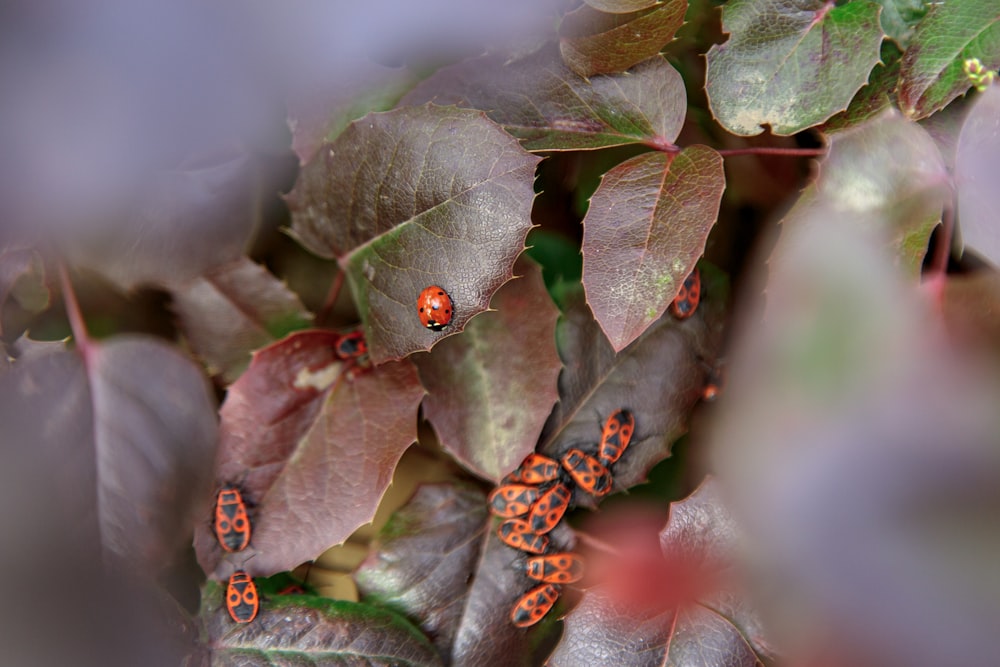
512 453 560 485
214 488 251 553
334 330 367 360
527 483 572 535
510 583 560 628
525 553 585 584
417 286 453 331
489 484 541 518
226 571 259 623
669 268 701 320
497 518 549 554
598 409 635 465
561 449 613 497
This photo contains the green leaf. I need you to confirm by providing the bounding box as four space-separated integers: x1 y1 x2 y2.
584 0 662 13
955 85 1000 266
582 146 725 351
874 0 928 47
705 0 883 136
402 44 687 152
779 111 948 274
414 259 561 482
559 1 688 77
286 105 540 364
898 1 1000 119
821 41 902 134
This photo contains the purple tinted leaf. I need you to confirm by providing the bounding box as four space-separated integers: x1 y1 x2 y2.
194 330 425 577
202 579 443 667
64 152 257 290
170 256 313 383
898 1 1000 119
559 2 687 77
414 259 561 482
955 86 1000 267
286 105 540 364
355 484 488 660
0 337 217 576
0 246 49 339
583 146 724 351
705 0 883 135
540 279 724 493
584 0 660 13
403 45 687 152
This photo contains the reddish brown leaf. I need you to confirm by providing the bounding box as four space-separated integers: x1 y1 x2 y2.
287 105 540 364
0 337 218 576
194 330 425 577
582 146 725 351
559 2 687 77
414 259 561 482
402 44 687 152
539 279 724 494
170 256 313 383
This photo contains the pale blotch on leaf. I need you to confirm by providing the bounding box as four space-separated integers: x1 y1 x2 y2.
293 362 341 391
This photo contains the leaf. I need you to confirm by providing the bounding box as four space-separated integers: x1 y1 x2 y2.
64 152 257 290
203 579 443 667
874 0 928 47
955 85 1000 267
0 337 218 575
403 44 687 152
942 271 1000 361
0 246 49 339
355 484 489 660
286 105 540 364
414 259 561 481
582 146 725 351
539 278 725 494
193 330 425 577
170 256 313 383
559 2 687 77
705 0 883 136
779 111 948 274
821 41 903 134
549 481 772 666
898 1 1000 119
584 0 660 13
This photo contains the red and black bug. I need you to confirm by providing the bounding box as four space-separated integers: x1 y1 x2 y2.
334 330 367 360
417 286 454 331
511 453 561 485
489 484 542 518
226 571 259 623
525 553 585 584
510 583 561 628
702 364 726 401
497 518 549 554
527 483 572 535
214 488 251 553
598 409 635 466
561 449 613 497
669 268 701 320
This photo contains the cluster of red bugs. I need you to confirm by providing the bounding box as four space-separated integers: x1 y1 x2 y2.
489 409 636 627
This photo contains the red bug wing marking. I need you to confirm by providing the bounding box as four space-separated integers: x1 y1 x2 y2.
226 572 259 623
497 519 549 554
669 268 701 319
215 489 251 552
561 449 613 497
527 484 571 534
488 484 540 518
526 553 585 584
510 584 560 628
517 454 560 484
598 409 635 465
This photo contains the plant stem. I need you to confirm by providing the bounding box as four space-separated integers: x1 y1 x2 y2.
58 262 94 361
717 147 827 158
318 270 345 325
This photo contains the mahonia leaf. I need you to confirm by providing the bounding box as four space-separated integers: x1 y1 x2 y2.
171 256 313 384
202 578 443 667
898 1 1000 119
582 146 725 351
955 85 1000 267
403 44 686 152
584 0 660 12
821 42 902 134
705 0 883 135
414 259 561 482
193 330 425 577
0 246 49 339
286 105 540 364
549 480 772 666
778 110 949 274
539 278 725 493
0 337 217 576
874 0 928 47
559 2 687 77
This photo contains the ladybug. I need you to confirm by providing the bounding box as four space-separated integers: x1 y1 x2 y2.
497 518 549 554
417 286 454 331
561 449 613 497
214 488 251 553
226 571 259 623
597 409 635 466
510 453 561 485
527 483 572 535
334 331 367 360
489 484 541 518
510 583 561 628
525 553 585 584
669 267 701 320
